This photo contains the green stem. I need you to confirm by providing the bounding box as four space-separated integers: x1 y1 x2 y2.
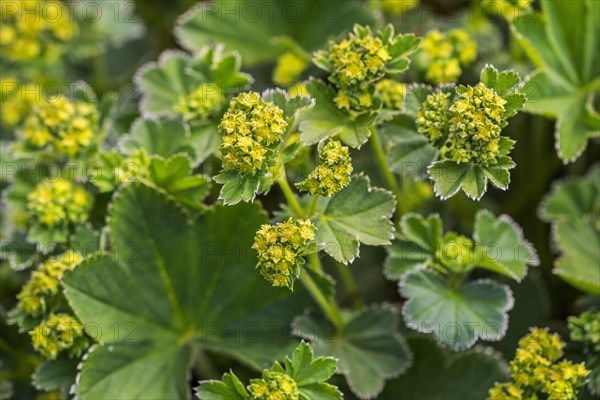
307 195 319 217
369 126 404 216
277 174 305 218
299 268 343 328
336 263 363 308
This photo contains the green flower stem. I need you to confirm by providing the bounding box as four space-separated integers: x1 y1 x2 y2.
276 174 305 218
369 126 405 216
299 268 344 328
307 195 319 217
336 263 363 308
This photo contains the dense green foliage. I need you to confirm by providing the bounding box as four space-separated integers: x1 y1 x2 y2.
1 0 598 399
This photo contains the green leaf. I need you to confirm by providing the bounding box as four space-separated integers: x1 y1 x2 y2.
384 213 442 279
512 0 600 162
429 160 514 200
285 342 341 400
175 0 375 65
32 357 78 395
473 210 539 281
121 118 193 159
196 372 249 400
380 337 507 399
293 306 411 399
213 172 261 205
381 116 436 180
135 48 251 118
146 155 211 208
539 165 599 222
298 80 375 148
314 175 395 264
189 123 221 164
553 218 600 295
400 269 514 351
63 184 309 399
262 89 314 117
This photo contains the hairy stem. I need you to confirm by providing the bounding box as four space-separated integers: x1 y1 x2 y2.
299 268 344 328
276 173 305 218
369 126 405 216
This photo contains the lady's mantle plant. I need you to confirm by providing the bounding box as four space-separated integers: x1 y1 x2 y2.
3 1 599 399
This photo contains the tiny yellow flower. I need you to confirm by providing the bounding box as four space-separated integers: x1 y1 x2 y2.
297 140 353 197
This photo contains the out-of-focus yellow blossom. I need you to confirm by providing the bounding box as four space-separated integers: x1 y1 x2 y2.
21 95 98 156
297 139 352 197
0 77 41 127
29 313 85 359
488 328 589 400
287 83 308 98
375 79 407 110
273 52 308 85
252 218 315 288
219 92 287 175
174 83 223 122
17 251 83 316
482 0 532 21
418 29 478 84
0 0 77 63
380 0 418 15
248 371 299 400
417 83 507 166
27 178 92 229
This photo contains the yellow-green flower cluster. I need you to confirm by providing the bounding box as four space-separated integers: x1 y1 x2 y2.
22 95 99 156
482 0 532 21
416 91 451 142
29 313 85 359
375 79 407 110
297 140 353 197
17 251 83 316
417 83 507 166
219 92 287 175
380 0 419 15
273 52 308 85
327 27 391 111
27 178 92 229
174 83 223 122
0 0 77 63
418 29 477 84
488 328 589 400
569 311 600 353
248 371 299 400
436 233 474 272
252 218 316 288
0 77 40 127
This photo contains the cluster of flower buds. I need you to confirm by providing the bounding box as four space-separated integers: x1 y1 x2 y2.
252 218 316 288
27 178 92 228
174 83 223 122
297 140 353 197
375 79 408 111
219 92 287 175
17 251 83 316
488 328 589 400
569 311 600 352
29 313 87 359
0 77 40 127
418 29 477 84
417 83 507 166
0 0 77 63
248 371 299 400
22 95 99 157
436 233 474 272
